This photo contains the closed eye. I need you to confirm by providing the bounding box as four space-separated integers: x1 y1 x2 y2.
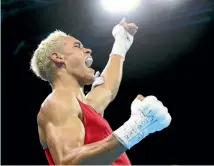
75 43 81 48
74 41 83 48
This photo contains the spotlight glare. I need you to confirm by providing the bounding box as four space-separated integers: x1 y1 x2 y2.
101 0 140 13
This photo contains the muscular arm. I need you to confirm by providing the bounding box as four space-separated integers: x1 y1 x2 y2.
38 101 127 165
86 55 124 114
62 130 126 165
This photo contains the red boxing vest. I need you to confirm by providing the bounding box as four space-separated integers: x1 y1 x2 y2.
44 99 131 165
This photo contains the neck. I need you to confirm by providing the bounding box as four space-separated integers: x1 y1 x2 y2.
51 73 86 102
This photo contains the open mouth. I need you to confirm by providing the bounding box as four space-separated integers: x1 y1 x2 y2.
85 56 93 68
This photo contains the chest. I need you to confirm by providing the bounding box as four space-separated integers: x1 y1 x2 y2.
77 101 113 144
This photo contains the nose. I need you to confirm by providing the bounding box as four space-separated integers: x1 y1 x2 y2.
84 48 92 55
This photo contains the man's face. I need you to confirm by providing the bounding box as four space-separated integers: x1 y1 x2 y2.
57 36 95 85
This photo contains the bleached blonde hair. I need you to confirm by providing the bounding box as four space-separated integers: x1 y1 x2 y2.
30 30 67 82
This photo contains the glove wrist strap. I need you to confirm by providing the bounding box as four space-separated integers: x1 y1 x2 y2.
113 115 150 149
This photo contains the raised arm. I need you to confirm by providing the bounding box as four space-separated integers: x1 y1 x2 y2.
86 19 138 114
86 55 124 115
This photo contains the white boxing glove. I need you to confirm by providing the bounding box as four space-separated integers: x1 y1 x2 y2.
91 71 105 90
110 18 138 60
113 95 171 149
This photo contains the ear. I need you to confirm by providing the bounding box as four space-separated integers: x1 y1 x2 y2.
50 52 64 65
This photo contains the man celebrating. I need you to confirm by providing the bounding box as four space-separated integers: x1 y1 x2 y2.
31 19 171 165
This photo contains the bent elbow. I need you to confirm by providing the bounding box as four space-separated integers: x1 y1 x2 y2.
61 152 85 165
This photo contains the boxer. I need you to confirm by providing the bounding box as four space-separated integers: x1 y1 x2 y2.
31 18 171 165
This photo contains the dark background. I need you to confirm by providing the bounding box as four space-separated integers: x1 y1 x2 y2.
2 0 214 165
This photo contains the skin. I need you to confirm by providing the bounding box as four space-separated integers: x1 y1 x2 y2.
37 23 138 165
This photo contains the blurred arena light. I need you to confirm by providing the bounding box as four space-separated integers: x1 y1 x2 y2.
100 0 141 13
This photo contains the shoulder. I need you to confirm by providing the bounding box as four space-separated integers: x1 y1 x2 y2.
37 92 81 127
